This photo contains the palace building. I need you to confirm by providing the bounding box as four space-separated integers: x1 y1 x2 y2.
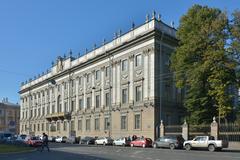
19 13 184 140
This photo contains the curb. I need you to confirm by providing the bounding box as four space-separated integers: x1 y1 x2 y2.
0 148 37 155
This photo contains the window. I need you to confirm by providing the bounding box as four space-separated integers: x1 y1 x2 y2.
38 108 40 116
87 73 91 83
52 105 55 113
134 114 141 129
47 106 50 114
86 119 91 131
135 86 142 102
87 97 91 109
122 89 128 104
37 124 40 131
58 85 61 92
104 117 109 130
79 99 83 110
46 123 49 131
71 80 75 87
63 121 67 131
64 82 67 90
121 115 127 130
64 102 68 112
34 124 36 131
34 109 37 117
121 59 128 71
71 100 75 111
57 122 60 131
71 120 75 131
42 123 44 131
95 118 100 130
42 107 45 116
105 66 110 77
79 77 82 85
105 93 110 107
78 120 82 131
135 54 142 67
96 95 100 108
95 70 100 80
30 110 33 118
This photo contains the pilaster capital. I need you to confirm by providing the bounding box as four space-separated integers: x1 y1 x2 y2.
129 54 135 60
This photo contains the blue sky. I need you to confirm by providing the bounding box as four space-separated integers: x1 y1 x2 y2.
0 0 238 103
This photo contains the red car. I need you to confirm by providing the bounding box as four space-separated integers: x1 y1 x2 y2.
130 137 152 148
25 136 43 147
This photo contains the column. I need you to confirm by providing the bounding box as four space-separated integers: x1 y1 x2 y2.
112 63 116 105
211 117 219 140
49 88 52 114
61 83 65 113
101 67 105 108
129 54 134 104
143 51 149 101
76 78 79 111
149 49 155 99
182 120 189 140
116 61 121 105
92 70 95 109
83 74 87 109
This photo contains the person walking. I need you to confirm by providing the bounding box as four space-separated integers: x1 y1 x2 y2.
41 133 50 152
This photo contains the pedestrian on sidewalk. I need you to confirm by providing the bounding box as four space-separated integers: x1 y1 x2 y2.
41 133 50 152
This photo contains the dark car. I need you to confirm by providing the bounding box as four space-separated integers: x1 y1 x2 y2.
153 135 185 150
79 137 96 145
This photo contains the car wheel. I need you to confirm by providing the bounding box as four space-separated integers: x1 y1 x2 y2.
113 142 115 146
153 143 157 148
169 143 175 150
131 143 134 147
142 144 146 148
208 144 215 152
185 144 191 151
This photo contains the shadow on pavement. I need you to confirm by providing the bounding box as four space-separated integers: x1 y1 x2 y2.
0 150 111 160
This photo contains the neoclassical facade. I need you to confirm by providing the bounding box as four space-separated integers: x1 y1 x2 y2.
19 14 184 140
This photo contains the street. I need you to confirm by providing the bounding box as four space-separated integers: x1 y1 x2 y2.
0 143 240 160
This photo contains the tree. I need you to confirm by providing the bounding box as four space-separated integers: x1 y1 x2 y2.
171 5 239 124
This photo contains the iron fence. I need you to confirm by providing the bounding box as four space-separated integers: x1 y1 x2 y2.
219 123 240 142
189 124 210 140
165 125 182 136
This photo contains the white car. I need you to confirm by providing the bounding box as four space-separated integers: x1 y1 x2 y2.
55 136 67 143
95 137 113 145
113 137 131 146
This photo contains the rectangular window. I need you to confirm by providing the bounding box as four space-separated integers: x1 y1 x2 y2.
135 86 142 102
95 70 100 80
135 54 142 67
122 89 128 104
95 95 100 108
37 124 40 131
57 122 60 131
46 123 49 131
105 66 110 77
121 59 128 71
64 82 67 90
104 117 109 130
63 121 67 131
78 120 82 131
134 114 141 129
87 97 91 109
42 123 44 131
71 120 75 131
87 73 91 83
64 102 68 112
34 109 37 117
79 77 82 85
95 118 100 130
38 108 40 116
105 93 110 107
42 107 45 116
79 99 83 110
121 115 127 130
86 119 91 131
71 80 75 87
71 100 75 111
52 105 55 113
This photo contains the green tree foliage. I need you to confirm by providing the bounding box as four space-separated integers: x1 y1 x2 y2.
171 5 239 124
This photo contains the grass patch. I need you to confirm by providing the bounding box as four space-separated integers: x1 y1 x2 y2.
0 144 34 153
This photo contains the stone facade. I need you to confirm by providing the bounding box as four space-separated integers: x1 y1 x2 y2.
0 98 20 134
19 15 184 140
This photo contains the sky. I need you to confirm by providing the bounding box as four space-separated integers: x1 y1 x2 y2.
0 0 238 104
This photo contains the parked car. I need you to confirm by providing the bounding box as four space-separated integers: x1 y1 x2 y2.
95 137 113 145
48 136 56 142
16 134 27 142
130 137 152 148
79 137 96 145
183 136 229 152
55 136 67 143
153 135 185 150
25 136 43 147
113 137 131 146
66 136 76 144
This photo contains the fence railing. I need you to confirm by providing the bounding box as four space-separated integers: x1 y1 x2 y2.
219 123 240 142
